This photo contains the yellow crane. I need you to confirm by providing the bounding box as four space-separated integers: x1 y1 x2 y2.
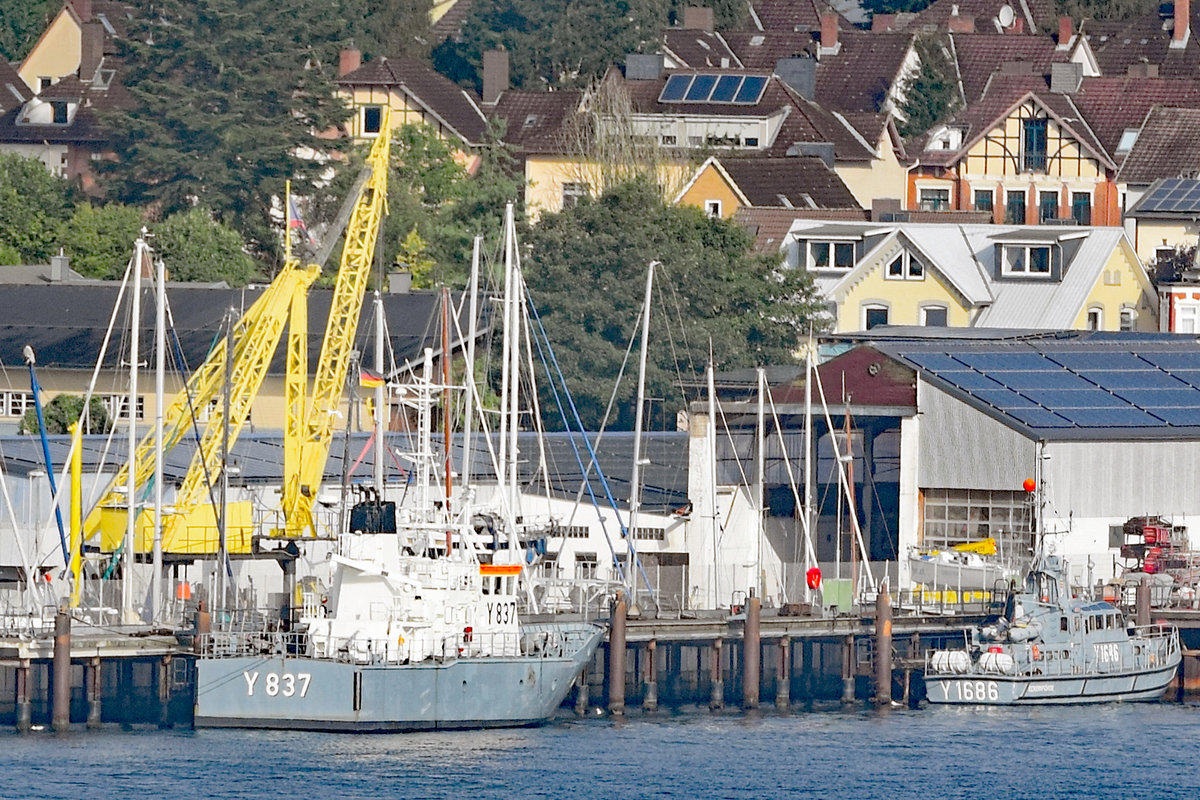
88 113 391 552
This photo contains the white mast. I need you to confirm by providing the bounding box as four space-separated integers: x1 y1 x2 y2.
122 235 144 624
373 291 385 491
803 335 815 602
498 206 515 511
151 243 165 623
755 366 765 600
627 261 656 598
460 236 482 488
505 210 521 518
707 360 720 609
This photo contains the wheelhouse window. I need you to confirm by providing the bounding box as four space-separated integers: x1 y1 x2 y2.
1022 118 1048 173
1002 244 1052 276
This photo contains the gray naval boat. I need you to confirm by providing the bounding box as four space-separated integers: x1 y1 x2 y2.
194 521 605 731
925 554 1180 705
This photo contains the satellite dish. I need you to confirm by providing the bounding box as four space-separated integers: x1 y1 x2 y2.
998 4 1015 27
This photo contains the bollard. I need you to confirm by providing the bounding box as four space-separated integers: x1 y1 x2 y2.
607 597 627 716
875 586 892 706
743 593 761 709
1136 576 1151 628
16 659 31 733
52 609 71 732
86 657 102 728
842 636 856 703
643 640 658 712
776 636 791 710
710 638 725 710
575 667 589 716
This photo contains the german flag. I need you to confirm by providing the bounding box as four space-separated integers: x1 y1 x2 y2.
360 368 385 388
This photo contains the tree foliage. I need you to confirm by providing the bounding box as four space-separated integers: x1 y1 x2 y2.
898 35 961 140
57 203 145 279
521 179 825 430
99 0 352 262
20 394 112 436
344 0 433 60
0 0 55 61
0 153 76 264
155 207 260 286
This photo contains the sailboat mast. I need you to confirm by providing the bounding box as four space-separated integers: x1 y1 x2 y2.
122 236 144 622
152 245 165 623
755 367 765 601
373 291 385 492
627 262 655 596
707 361 719 609
802 336 814 602
498 207 513 508
460 236 482 487
845 402 858 601
441 287 453 553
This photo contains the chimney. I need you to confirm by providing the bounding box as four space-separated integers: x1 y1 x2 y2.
482 49 509 105
871 198 903 220
388 270 412 294
1173 0 1190 48
1056 16 1073 49
948 8 975 33
872 13 896 31
79 22 103 82
683 6 714 31
50 253 68 282
819 12 840 56
339 49 361 77
71 0 92 21
785 141 836 168
1010 17 1024 33
1050 62 1082 93
775 56 816 100
625 53 665 81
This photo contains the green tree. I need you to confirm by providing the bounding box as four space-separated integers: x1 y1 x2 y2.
57 203 145 279
154 208 260 286
0 0 55 61
898 35 962 140
394 227 436 286
100 0 352 262
345 0 433 60
522 178 825 430
0 153 75 264
1054 0 1159 21
20 394 112 435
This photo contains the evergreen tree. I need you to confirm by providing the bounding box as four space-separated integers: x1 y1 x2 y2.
0 0 55 62
522 178 825 430
898 35 961 140
0 153 76 264
20 394 112 436
345 0 433 60
100 0 351 263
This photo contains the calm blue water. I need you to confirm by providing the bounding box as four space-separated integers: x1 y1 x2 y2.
4 703 1198 799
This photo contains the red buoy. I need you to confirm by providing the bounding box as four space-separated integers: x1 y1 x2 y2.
806 567 822 590
1022 478 1036 493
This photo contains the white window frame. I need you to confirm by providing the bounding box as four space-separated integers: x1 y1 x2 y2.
918 187 951 212
862 303 890 330
921 305 949 326
804 239 857 271
1119 306 1136 332
1001 244 1052 277
561 181 589 209
1177 299 1200 333
705 199 723 218
885 251 925 281
1086 306 1103 331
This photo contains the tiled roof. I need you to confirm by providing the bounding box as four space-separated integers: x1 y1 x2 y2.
619 69 875 161
720 155 862 207
430 0 473 44
748 0 844 31
1071 76 1200 160
910 0 1053 34
721 30 817 69
339 56 488 145
489 89 582 153
734 206 869 254
663 29 743 69
951 33 1067 103
1080 9 1200 78
1118 106 1200 184
0 61 132 146
0 62 30 113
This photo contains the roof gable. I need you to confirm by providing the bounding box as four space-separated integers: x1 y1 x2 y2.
339 56 488 145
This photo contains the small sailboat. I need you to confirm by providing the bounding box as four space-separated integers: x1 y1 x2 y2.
907 538 1018 592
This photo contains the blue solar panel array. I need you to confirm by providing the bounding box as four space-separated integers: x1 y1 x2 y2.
1136 178 1200 214
900 346 1200 432
658 73 769 105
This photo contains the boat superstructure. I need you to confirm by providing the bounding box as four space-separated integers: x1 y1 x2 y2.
925 553 1180 705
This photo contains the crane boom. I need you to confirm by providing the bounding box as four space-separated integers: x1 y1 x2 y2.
281 119 391 536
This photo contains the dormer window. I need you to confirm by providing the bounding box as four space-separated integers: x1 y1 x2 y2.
1003 244 1052 276
1116 128 1139 153
805 240 855 270
925 126 963 152
51 101 68 124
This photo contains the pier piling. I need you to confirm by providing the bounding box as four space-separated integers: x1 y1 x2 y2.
776 636 791 710
608 597 627 716
1136 576 1151 627
52 609 71 732
709 638 724 710
86 656 102 728
875 586 892 706
743 593 761 709
16 659 31 733
643 640 658 712
841 636 855 703
575 668 589 716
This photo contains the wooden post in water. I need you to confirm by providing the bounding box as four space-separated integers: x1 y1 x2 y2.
86 656 102 728
875 585 892 706
1136 576 1151 627
575 667 589 716
842 635 856 703
608 597 627 716
776 635 791 710
743 593 761 709
643 640 658 711
52 608 71 732
709 638 725 710
16 659 31 733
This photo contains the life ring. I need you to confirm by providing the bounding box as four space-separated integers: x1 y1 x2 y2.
463 626 473 643
1031 645 1040 660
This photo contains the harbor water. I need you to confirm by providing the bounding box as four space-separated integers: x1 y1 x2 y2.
5 703 1200 799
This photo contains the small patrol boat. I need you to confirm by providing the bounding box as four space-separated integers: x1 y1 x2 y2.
924 553 1180 705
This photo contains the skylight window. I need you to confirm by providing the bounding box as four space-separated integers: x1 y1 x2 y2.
1116 128 1139 153
657 73 768 105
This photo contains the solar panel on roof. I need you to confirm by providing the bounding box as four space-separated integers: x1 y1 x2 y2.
936 370 1003 391
659 74 692 102
954 352 1051 372
734 75 768 103
711 74 741 102
1151 407 1200 426
1047 352 1149 371
1059 407 1161 427
1113 388 1200 407
1138 178 1200 213
1033 389 1129 408
1005 408 1074 428
999 371 1093 390
903 352 968 372
1139 352 1200 371
685 74 719 101
971 388 1044 410
1077 369 1184 390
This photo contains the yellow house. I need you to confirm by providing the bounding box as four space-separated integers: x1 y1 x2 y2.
781 220 1156 332
675 155 862 219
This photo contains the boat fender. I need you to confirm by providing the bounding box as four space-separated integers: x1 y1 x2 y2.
1031 645 1040 660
